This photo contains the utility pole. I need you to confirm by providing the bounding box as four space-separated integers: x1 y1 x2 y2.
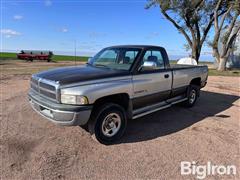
74 39 76 66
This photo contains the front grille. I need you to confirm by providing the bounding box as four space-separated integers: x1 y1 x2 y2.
31 76 58 101
39 82 56 91
31 78 38 85
31 82 38 92
39 89 56 99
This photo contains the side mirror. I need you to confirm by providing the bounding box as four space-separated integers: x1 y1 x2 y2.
140 61 157 71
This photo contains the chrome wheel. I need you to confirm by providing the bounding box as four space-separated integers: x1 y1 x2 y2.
101 113 121 137
189 89 196 104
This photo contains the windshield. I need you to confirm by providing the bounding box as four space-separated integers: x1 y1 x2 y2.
88 48 141 70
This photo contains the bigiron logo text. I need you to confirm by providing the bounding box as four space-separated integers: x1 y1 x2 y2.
180 161 237 179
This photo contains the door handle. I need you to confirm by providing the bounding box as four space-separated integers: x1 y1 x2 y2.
164 74 169 78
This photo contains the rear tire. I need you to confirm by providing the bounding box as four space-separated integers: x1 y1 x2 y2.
183 85 199 107
88 103 127 145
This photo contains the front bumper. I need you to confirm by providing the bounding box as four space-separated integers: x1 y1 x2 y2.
28 91 92 126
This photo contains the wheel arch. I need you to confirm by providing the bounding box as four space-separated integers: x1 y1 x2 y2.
91 93 132 119
190 77 201 86
188 77 201 97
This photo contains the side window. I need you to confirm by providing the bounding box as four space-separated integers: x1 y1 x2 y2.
141 50 165 71
125 51 138 64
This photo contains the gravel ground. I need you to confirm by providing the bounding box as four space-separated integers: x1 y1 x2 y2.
0 61 239 179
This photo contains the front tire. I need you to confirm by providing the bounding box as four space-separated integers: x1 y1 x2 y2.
88 103 127 145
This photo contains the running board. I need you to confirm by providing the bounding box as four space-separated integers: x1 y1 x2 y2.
132 97 187 119
170 97 188 105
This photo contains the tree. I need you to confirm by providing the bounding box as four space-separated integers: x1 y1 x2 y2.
146 0 226 62
211 0 240 71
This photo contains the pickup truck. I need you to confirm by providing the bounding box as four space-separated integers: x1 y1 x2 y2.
28 45 208 144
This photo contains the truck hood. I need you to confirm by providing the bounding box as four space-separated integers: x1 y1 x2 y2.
35 65 130 85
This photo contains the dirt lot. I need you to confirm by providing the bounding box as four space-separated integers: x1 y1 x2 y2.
0 61 239 179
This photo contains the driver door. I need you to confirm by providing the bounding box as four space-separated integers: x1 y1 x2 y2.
132 50 172 109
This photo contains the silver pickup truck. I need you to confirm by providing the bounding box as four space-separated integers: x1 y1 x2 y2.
29 45 208 144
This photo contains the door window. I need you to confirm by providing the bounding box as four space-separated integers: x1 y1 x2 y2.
141 50 165 71
125 51 139 64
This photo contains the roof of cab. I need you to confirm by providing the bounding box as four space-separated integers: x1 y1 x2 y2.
106 45 165 49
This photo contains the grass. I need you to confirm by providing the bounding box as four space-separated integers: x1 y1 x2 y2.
0 52 89 62
52 55 89 61
0 52 17 60
208 69 240 76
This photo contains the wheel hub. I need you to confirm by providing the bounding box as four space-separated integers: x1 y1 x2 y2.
101 113 121 137
189 89 196 104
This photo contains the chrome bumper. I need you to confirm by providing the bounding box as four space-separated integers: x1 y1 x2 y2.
29 96 92 126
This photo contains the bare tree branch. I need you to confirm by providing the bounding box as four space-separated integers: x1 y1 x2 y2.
202 9 228 47
226 23 240 51
222 13 239 56
214 0 224 31
194 0 205 9
213 3 232 52
200 13 214 46
184 13 196 43
219 6 232 31
160 7 193 47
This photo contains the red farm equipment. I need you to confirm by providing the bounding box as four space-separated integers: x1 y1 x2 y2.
17 50 53 62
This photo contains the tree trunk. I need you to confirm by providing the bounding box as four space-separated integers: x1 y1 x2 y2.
212 47 220 63
217 57 227 71
191 48 200 63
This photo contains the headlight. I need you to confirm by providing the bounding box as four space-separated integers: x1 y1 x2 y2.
61 94 88 105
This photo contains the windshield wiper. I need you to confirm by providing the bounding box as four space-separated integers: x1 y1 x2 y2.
94 63 109 68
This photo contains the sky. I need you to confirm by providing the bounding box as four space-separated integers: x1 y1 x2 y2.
1 0 214 61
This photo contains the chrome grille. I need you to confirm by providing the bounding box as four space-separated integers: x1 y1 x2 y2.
31 76 59 101
39 82 56 91
31 82 38 92
31 78 38 85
